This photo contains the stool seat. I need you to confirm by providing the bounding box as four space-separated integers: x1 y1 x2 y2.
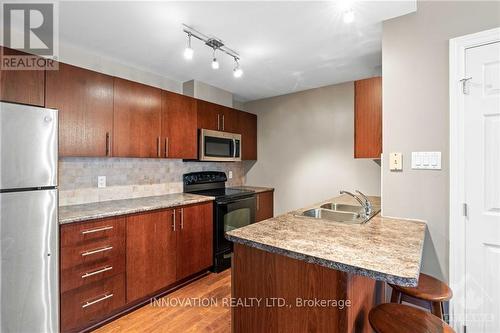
390 273 453 302
369 303 455 333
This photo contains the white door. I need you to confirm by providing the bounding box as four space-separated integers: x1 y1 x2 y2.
464 41 500 333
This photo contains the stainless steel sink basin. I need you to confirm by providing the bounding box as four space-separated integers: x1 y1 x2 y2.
301 208 362 223
320 203 363 214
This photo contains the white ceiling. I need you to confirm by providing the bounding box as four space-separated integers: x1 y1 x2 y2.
58 1 416 102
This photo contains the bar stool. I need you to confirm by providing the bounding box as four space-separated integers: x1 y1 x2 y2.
369 303 455 333
389 273 452 320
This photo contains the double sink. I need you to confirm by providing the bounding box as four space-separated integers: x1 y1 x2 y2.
301 202 380 224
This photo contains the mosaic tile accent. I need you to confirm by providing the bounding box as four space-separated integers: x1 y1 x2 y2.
59 157 245 206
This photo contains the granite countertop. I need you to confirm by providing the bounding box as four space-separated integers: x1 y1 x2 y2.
230 185 274 193
59 193 214 224
226 194 426 287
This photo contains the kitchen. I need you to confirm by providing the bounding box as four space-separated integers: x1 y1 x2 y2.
1 1 499 333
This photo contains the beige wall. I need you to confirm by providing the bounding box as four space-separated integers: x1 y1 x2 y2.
244 82 381 215
382 1 500 281
183 80 234 107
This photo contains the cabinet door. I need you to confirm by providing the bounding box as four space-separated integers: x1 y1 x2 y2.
113 78 161 157
220 107 239 133
256 191 274 222
161 91 197 159
238 111 257 160
46 63 114 157
197 100 222 131
354 77 382 158
0 47 45 106
176 202 213 280
126 209 176 302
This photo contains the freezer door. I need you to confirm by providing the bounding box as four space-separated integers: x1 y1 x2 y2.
0 102 58 190
1 189 59 333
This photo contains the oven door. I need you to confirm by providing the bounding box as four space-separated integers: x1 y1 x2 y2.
214 195 255 268
199 129 241 162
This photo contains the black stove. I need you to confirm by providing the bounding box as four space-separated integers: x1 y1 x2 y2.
183 171 256 272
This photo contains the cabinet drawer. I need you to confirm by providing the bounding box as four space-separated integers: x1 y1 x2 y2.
61 235 125 271
61 216 125 248
61 273 125 333
61 255 125 293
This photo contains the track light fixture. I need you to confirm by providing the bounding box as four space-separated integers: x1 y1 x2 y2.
182 24 243 78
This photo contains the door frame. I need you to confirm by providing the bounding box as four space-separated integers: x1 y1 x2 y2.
449 27 500 332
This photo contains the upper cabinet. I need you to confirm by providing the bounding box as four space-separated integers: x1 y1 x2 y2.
161 91 198 159
0 47 45 106
354 77 382 159
197 100 238 133
45 63 114 157
113 78 162 158
238 111 257 160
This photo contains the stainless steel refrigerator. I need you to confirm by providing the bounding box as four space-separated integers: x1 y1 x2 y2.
1 102 59 332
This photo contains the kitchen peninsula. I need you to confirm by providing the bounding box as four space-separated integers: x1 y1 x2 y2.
226 195 426 332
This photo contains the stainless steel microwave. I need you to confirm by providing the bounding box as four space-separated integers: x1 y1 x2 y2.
199 129 241 162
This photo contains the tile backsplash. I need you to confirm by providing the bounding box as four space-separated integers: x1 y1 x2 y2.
59 158 245 206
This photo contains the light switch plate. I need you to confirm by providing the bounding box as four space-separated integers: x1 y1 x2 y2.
97 176 106 188
412 152 441 170
389 153 403 171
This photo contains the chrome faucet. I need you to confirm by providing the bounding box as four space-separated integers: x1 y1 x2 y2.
339 190 372 217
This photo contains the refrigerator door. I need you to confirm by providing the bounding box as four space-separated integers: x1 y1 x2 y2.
0 102 58 190
1 189 58 333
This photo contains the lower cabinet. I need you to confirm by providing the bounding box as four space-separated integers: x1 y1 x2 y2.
256 190 274 222
60 201 213 332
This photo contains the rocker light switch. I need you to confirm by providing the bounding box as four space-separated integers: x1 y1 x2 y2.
412 152 441 170
389 153 403 171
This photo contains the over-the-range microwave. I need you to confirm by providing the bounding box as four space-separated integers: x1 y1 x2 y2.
199 129 241 162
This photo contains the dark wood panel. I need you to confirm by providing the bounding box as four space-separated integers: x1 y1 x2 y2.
126 209 177 302
113 77 161 157
176 202 213 280
61 274 126 333
45 62 114 156
161 91 198 159
238 111 257 160
221 106 238 133
256 190 274 222
0 46 45 106
354 76 382 159
197 99 222 130
60 216 126 248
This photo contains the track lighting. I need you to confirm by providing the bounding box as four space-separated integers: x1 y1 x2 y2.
182 24 243 77
233 58 243 78
184 33 194 60
343 9 355 23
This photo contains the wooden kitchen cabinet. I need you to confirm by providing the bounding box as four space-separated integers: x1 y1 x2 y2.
113 78 162 157
176 202 213 280
238 111 257 160
161 91 198 159
0 46 45 106
197 99 223 131
256 190 274 222
45 63 114 157
221 106 239 133
354 76 382 159
126 209 177 302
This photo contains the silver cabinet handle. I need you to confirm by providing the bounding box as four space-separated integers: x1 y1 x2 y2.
165 137 169 157
81 225 113 235
217 114 220 130
222 114 225 131
172 209 176 231
257 194 260 211
81 246 113 257
105 132 110 156
157 137 161 157
82 293 114 308
180 208 184 229
81 266 113 279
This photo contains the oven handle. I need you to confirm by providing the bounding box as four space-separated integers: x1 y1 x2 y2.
217 195 256 205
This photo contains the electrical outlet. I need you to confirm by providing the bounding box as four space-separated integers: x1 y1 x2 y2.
228 171 233 179
97 176 106 188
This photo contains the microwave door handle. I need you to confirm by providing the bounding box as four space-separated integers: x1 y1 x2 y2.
233 139 236 158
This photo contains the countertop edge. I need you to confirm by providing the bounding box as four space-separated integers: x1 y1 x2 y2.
226 233 419 287
59 196 214 225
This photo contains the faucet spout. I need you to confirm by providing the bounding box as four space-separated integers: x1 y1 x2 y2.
340 190 372 218
339 190 365 207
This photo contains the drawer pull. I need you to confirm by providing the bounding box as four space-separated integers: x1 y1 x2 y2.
81 246 113 257
82 293 114 308
81 266 113 279
81 225 113 235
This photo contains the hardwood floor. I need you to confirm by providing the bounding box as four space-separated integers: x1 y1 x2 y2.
94 270 231 333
